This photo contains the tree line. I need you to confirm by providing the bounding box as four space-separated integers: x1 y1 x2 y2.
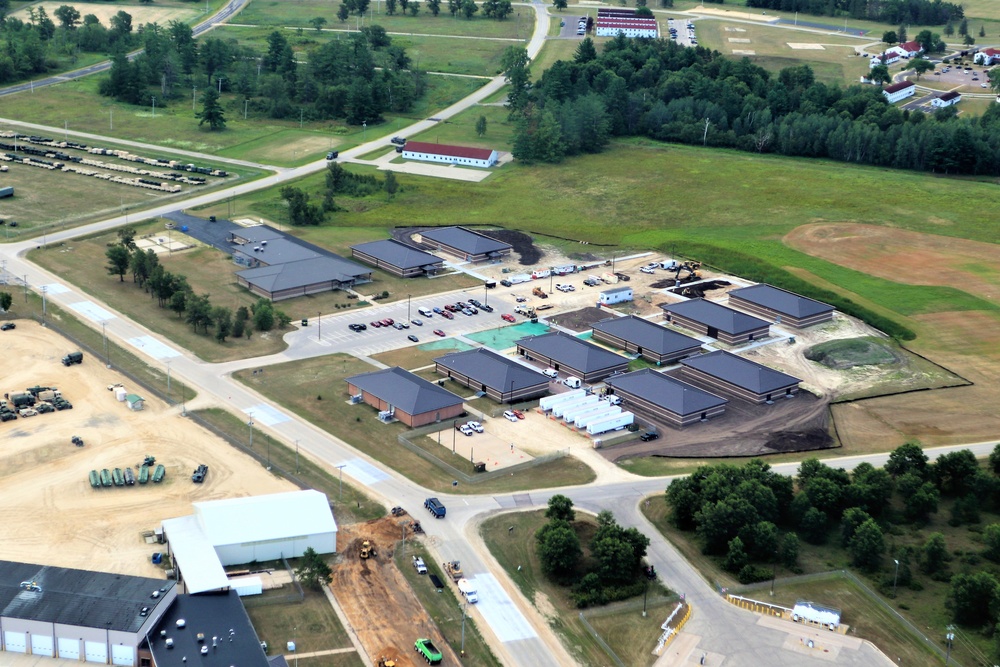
743 0 962 26
666 443 1000 659
278 162 400 226
0 3 141 84
507 36 1000 176
337 0 514 20
104 227 290 343
99 23 425 127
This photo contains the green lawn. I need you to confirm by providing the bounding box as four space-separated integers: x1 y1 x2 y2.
409 104 518 151
246 588 354 655
233 355 596 492
391 33 510 75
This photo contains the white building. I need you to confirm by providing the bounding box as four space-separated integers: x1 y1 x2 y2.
931 91 961 107
595 8 658 38
974 48 1000 66
599 286 634 305
899 40 923 58
162 490 338 593
402 141 498 168
882 80 916 103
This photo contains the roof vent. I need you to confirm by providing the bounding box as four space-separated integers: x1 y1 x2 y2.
160 631 167 638
176 619 186 628
196 633 205 643
261 240 267 246
201 646 209 655
165 638 174 649
212 637 218 647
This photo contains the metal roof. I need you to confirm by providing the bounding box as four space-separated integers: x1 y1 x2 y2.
403 142 495 161
347 367 464 415
592 315 703 355
195 490 337 547
235 238 321 265
601 287 633 296
148 591 270 667
0 560 175 632
661 298 770 335
606 369 727 415
681 350 800 394
237 256 372 292
434 348 550 392
728 284 834 319
516 331 629 374
351 239 444 270
160 514 231 594
420 227 511 256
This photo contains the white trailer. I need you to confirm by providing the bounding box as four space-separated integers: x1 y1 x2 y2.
791 601 840 630
508 274 531 285
587 411 634 435
458 578 479 604
540 390 585 412
565 403 617 426
574 406 622 428
553 396 599 419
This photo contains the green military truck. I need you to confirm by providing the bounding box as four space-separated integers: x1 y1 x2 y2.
414 638 442 664
61 351 83 366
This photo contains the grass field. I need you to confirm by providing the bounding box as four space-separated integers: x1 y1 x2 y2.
246 588 354 655
409 104 517 150
236 0 529 39
480 511 670 666
233 354 596 492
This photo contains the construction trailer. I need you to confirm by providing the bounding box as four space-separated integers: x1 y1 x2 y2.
586 411 635 435
539 390 586 412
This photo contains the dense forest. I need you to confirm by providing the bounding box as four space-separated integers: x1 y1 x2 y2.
508 36 1000 175
0 1 143 84
99 25 424 123
743 0 962 25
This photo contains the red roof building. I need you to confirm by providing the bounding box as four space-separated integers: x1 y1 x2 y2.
401 141 498 167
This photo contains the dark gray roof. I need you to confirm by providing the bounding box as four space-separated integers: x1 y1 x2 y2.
232 227 284 244
661 298 770 335
237 256 372 292
421 227 511 255
351 239 444 270
0 560 175 632
516 331 629 374
347 367 464 415
593 315 703 356
606 369 728 415
681 350 800 393
148 591 268 667
434 348 549 392
235 238 321 264
728 284 834 319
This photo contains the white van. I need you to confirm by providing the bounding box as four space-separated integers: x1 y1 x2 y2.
563 377 582 389
418 307 433 318
542 368 559 379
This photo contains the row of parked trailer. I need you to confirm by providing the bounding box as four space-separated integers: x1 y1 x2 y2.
539 389 635 435
89 456 164 488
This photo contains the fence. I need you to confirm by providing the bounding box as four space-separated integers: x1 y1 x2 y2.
576 594 684 667
241 556 305 608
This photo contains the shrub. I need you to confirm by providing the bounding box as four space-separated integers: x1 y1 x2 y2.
737 564 773 585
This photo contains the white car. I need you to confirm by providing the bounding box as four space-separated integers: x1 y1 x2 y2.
503 410 519 422
466 420 484 433
457 423 474 436
640 266 655 274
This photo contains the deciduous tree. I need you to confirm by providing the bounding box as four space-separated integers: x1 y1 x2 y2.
295 547 332 590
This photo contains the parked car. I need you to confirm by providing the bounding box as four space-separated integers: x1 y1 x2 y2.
433 329 446 337
456 423 474 436
391 136 407 145
639 432 660 442
515 296 527 302
349 323 367 332
433 307 444 314
503 410 519 422
399 321 410 328
466 421 484 433
0 323 14 331
501 313 516 322
411 319 423 326
500 279 513 287
370 321 382 328
512 409 525 419
640 266 655 274
541 368 559 378
440 311 454 320
412 556 428 574
480 304 494 313
384 318 394 325
393 322 405 330
469 299 482 308
326 151 339 160
407 334 419 343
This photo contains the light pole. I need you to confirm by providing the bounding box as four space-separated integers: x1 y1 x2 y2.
217 76 224 94
101 321 109 367
295 440 299 474
945 628 955 665
336 464 346 501
166 360 172 397
247 412 254 449
362 121 367 141
192 86 197 111
460 603 467 658
244 99 249 120
892 559 899 598
151 96 156 117
40 285 47 323
317 311 322 342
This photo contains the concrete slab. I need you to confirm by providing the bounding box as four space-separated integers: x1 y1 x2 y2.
243 402 290 426
42 282 70 294
127 335 180 359
473 573 539 641
339 457 391 486
68 300 115 322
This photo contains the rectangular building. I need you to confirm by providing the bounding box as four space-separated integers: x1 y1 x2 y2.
727 283 835 328
434 348 550 403
414 226 512 262
661 298 770 344
680 350 801 404
515 331 630 383
883 80 915 103
402 141 498 168
931 91 961 108
599 287 633 305
596 8 658 37
350 239 444 278
346 367 465 427
606 369 728 427
591 315 702 365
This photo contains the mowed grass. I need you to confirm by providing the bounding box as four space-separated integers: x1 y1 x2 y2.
245 588 354 654
237 0 528 39
27 220 293 363
233 354 596 493
391 33 510 75
409 104 517 150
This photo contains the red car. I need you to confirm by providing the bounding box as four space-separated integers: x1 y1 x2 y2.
512 409 525 419
433 329 446 337
383 318 394 326
440 311 454 320
501 313 516 323
370 321 382 328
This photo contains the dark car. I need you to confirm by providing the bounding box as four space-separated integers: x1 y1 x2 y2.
407 334 419 343
391 136 407 145
349 323 367 332
639 432 660 442
480 304 494 313
326 151 339 160
0 323 14 331
500 279 513 287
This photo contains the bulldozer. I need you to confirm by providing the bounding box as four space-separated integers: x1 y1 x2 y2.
377 657 397 667
359 539 377 560
444 560 463 581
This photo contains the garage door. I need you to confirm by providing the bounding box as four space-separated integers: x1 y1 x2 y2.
85 640 108 663
31 634 54 657
4 631 27 653
111 644 134 666
58 638 81 660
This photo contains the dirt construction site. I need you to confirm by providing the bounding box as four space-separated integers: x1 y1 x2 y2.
0 321 296 577
333 518 457 667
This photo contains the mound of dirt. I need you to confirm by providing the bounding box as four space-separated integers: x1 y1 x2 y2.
761 428 834 452
804 337 899 370
480 229 543 265
667 280 732 299
547 307 610 332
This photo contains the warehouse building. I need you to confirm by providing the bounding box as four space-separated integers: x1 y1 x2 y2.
0 559 176 665
401 141 499 168
605 369 728 427
591 315 703 365
595 8 658 37
727 284 835 328
346 366 465 427
434 348 550 403
350 239 445 278
516 331 630 383
412 226 512 262
162 490 338 594
660 298 770 345
681 350 801 404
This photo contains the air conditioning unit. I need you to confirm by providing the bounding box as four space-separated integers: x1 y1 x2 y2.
350 394 363 404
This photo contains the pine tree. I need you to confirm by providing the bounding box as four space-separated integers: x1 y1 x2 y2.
198 87 227 130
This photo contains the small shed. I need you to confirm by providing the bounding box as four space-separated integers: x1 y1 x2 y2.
125 394 145 411
599 287 633 305
0 186 13 199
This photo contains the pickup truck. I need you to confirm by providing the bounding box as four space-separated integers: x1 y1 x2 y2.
424 497 446 518
412 556 427 574
415 638 442 664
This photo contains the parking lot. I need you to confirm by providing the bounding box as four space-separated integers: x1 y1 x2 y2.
667 17 698 47
557 14 591 39
925 61 993 91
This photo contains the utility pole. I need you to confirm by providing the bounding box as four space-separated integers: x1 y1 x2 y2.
317 311 322 342
193 86 197 111
166 360 172 397
151 96 156 118
40 285 47 323
247 411 254 449
295 440 299 473
336 464 346 500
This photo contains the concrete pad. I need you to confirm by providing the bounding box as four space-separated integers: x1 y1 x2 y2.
375 161 494 183
42 282 70 294
68 300 115 322
126 335 180 359
653 631 700 663
728 38 751 43
435 421 536 472
474 573 539 641
243 402 290 426
732 50 757 55
788 43 826 50
338 457 391 486
724 27 747 32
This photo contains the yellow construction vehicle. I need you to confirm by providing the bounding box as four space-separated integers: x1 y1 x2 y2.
360 540 376 559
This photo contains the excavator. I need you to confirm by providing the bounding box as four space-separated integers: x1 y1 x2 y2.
673 261 702 283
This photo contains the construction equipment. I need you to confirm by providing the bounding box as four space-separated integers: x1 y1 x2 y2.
532 287 548 299
71 435 83 446
191 464 208 483
377 658 397 667
19 580 41 592
359 540 376 559
412 520 423 534
391 506 406 517
444 560 463 582
673 261 702 282
61 351 83 366
414 639 442 665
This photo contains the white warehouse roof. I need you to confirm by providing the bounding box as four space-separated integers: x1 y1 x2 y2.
194 489 337 546
160 514 231 594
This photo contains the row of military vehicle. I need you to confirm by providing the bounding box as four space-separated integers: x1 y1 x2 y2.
2 385 73 421
89 456 164 488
